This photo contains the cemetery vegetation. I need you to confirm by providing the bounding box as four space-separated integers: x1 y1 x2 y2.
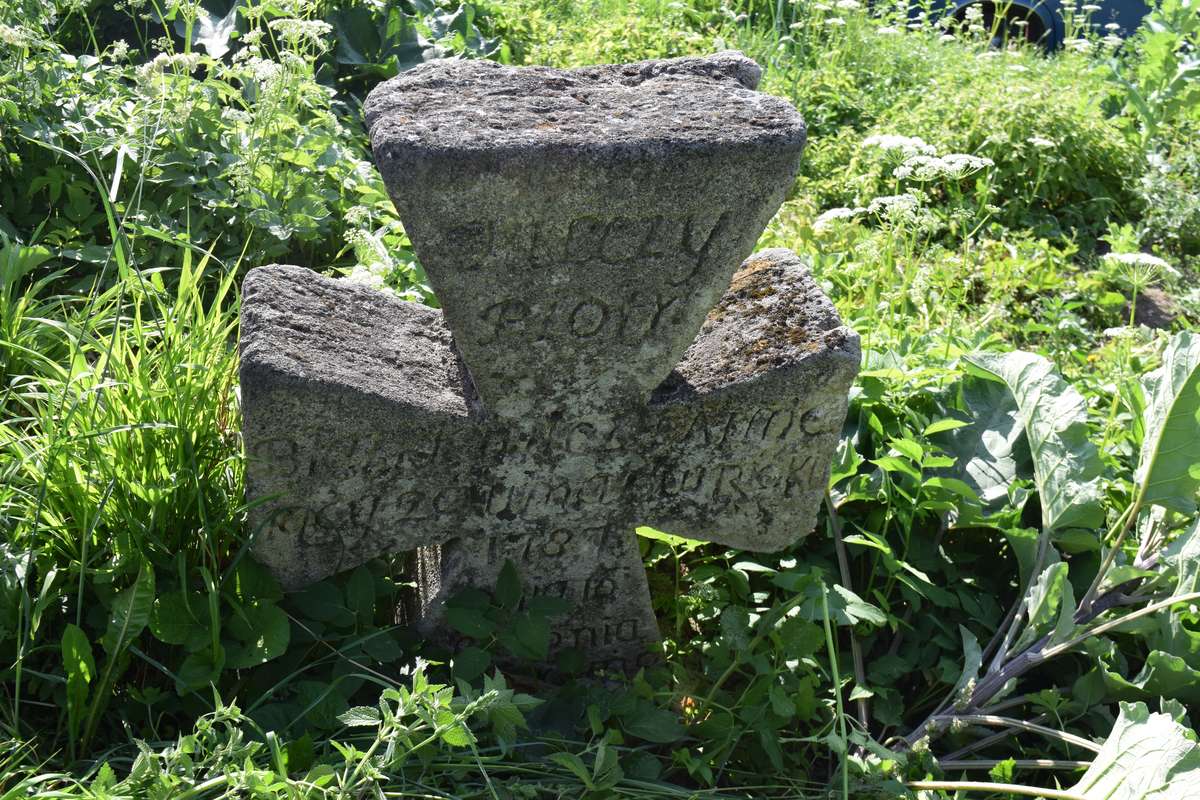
1 0 1199 797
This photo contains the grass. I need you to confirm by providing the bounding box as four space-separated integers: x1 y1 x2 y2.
0 0 1199 797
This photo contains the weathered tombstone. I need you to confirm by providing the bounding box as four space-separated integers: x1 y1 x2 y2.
240 52 860 671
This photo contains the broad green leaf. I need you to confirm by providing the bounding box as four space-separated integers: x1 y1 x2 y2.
592 740 624 790
795 580 888 628
291 581 355 627
175 644 225 694
447 606 496 639
437 712 475 747
1069 702 1200 799
498 613 550 661
62 623 94 740
102 564 155 656
635 526 705 552
829 436 864 489
1136 332 1200 513
150 592 206 648
229 558 282 603
1109 651 1200 706
943 376 1026 509
1146 517 1200 669
925 418 971 435
720 606 751 650
775 618 824 659
488 699 529 746
964 351 1104 532
225 600 290 668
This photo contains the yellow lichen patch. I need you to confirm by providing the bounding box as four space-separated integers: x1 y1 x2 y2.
728 258 778 294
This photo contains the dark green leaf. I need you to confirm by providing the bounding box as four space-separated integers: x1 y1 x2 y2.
345 566 375 621
453 646 491 681
176 644 225 694
446 606 497 640
150 592 205 647
495 560 521 610
622 706 685 743
225 600 290 668
102 564 155 656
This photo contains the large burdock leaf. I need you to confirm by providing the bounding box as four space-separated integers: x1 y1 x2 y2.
964 352 1104 533
1069 702 1200 799
1135 332 1200 514
944 376 1028 510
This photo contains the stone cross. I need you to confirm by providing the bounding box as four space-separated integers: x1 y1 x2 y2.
240 52 859 672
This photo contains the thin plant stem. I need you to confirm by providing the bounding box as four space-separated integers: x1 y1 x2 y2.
938 759 1090 771
932 714 1101 753
906 780 1087 799
825 492 869 732
820 581 849 800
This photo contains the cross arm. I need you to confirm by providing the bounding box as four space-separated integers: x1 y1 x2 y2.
640 249 860 552
240 266 478 590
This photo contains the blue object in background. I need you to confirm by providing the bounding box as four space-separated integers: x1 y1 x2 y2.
925 0 1152 49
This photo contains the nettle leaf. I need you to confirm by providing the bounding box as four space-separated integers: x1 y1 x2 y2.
549 752 592 787
1069 702 1200 799
338 706 381 728
498 613 550 661
447 605 497 640
964 351 1104 533
102 564 155 656
1135 331 1200 514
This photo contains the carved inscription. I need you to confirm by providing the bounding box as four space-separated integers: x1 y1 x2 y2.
477 293 686 346
449 210 732 276
550 617 642 649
